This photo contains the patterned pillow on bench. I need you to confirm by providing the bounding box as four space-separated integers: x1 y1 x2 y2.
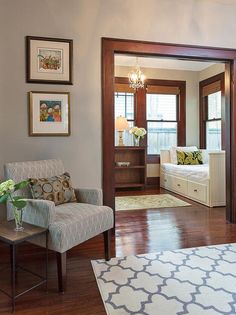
176 150 203 165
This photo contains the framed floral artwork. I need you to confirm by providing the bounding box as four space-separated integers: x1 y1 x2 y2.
29 91 70 136
26 36 73 84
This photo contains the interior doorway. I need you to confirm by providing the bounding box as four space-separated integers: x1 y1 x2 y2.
114 56 225 196
102 38 236 225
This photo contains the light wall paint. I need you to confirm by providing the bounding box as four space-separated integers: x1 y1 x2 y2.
199 63 225 81
147 164 160 178
1 0 236 212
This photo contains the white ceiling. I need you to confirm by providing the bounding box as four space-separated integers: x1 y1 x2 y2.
115 55 219 71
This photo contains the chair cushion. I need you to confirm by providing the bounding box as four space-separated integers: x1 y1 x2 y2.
29 172 77 206
48 202 114 252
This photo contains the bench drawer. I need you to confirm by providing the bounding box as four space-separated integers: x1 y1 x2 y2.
170 176 187 194
160 173 170 189
188 181 207 203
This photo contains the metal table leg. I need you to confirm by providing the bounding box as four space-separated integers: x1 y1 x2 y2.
45 231 48 293
10 244 16 313
0 224 49 312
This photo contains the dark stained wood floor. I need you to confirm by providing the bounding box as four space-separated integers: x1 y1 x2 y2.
0 188 235 314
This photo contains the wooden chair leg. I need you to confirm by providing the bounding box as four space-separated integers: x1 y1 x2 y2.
103 230 111 261
56 252 67 293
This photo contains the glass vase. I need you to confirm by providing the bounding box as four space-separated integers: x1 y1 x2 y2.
134 136 140 146
13 207 24 232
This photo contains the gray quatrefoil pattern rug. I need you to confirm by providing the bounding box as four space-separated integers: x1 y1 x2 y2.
92 244 236 315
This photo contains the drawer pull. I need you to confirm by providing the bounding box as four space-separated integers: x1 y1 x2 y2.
164 179 167 182
194 189 198 192
177 184 181 187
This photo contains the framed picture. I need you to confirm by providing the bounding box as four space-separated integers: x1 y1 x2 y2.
29 91 70 136
26 36 73 84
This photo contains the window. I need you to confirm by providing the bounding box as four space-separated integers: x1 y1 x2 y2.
114 83 135 146
199 73 224 150
206 91 222 150
146 85 181 155
113 78 186 156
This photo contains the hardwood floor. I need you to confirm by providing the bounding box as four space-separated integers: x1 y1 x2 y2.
0 188 235 314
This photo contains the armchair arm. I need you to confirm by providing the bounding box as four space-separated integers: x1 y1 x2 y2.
23 199 56 228
74 188 103 206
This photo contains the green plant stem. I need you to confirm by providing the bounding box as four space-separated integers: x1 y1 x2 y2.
13 207 22 226
9 193 22 227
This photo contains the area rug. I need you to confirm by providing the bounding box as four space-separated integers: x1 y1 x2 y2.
92 244 236 314
115 194 191 211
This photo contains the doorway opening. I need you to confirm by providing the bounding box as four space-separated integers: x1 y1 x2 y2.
113 55 226 213
102 38 236 227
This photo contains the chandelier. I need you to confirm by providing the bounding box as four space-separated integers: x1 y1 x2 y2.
128 57 145 90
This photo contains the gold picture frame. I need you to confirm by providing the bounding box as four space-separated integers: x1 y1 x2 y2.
29 91 71 136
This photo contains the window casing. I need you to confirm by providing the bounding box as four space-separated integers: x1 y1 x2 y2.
199 73 224 150
146 93 178 155
114 78 186 159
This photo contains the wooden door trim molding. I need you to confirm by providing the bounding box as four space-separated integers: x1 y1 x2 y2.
102 37 236 224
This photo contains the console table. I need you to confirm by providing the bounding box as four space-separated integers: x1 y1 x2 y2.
0 221 48 312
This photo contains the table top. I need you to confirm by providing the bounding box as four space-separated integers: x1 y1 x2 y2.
0 221 47 244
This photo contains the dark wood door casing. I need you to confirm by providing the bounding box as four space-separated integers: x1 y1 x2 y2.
102 37 236 224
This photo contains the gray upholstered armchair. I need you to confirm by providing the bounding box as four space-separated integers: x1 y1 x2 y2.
4 159 114 292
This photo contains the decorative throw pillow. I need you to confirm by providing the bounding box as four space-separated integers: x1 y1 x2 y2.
176 150 203 165
170 146 198 164
29 172 77 205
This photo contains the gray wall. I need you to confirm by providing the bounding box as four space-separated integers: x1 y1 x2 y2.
1 0 236 190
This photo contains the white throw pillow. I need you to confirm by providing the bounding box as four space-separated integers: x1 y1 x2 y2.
201 150 209 164
170 146 198 164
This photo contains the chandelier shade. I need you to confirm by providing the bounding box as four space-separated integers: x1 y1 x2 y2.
128 57 145 90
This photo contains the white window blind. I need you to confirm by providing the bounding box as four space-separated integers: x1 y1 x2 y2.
146 93 178 155
114 90 135 146
147 94 177 121
208 91 221 120
114 92 134 120
206 91 222 150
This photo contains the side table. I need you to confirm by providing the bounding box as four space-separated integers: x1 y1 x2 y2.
0 221 48 312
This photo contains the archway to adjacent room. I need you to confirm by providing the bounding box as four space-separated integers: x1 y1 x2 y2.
102 37 236 226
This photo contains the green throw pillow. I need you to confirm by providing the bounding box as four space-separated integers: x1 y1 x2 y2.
29 172 77 206
176 150 203 165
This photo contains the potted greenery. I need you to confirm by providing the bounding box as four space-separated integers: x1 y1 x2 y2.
129 126 147 146
0 179 29 231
